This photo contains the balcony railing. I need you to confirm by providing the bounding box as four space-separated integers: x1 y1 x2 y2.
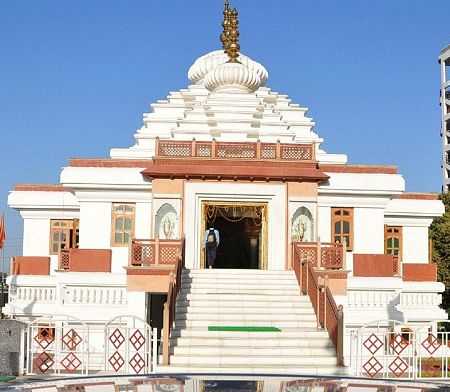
58 249 112 272
292 242 345 270
155 138 315 162
353 254 401 277
5 275 128 317
11 256 51 275
130 239 184 267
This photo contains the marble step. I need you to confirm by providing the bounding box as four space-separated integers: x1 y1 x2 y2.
180 282 300 289
168 354 338 366
181 275 297 283
173 319 318 328
171 346 336 356
175 312 317 322
182 273 296 280
171 336 334 348
158 365 346 376
175 305 315 315
180 293 306 302
180 287 301 295
176 299 312 308
182 269 296 276
170 328 329 339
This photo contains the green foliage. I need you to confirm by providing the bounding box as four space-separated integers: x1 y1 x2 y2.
430 193 450 312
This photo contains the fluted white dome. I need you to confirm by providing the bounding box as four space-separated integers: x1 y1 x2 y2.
188 50 268 86
204 62 262 93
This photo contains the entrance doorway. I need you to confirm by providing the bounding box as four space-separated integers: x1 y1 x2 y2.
201 202 268 270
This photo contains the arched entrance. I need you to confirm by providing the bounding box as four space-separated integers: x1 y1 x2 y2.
201 201 268 269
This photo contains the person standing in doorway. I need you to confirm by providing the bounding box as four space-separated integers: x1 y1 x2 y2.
204 227 220 269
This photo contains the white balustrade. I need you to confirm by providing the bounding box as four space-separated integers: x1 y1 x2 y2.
347 289 398 309
7 276 128 313
12 285 56 303
63 285 128 306
400 291 442 308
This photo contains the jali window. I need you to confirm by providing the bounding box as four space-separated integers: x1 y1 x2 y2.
331 208 353 250
112 204 135 246
50 219 79 255
385 226 402 257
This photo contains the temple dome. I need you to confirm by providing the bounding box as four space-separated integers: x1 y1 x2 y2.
188 50 268 86
204 62 262 93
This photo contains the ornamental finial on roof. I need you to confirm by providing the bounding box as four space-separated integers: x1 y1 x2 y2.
220 1 232 51
220 0 240 63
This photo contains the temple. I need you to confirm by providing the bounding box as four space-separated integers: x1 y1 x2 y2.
3 2 447 375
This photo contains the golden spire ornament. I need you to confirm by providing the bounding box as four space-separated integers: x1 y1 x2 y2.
219 0 240 63
226 7 240 63
220 0 232 51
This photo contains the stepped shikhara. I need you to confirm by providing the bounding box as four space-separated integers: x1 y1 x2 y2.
3 0 447 378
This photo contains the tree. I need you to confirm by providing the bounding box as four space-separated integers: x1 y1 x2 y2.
430 192 450 313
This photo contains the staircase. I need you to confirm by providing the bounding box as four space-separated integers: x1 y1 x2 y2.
159 269 345 375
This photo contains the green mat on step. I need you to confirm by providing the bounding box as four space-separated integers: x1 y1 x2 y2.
0 376 16 383
208 326 281 332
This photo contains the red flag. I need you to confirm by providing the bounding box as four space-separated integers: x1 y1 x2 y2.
0 214 5 250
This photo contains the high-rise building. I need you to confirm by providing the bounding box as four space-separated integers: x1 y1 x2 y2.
440 45 450 191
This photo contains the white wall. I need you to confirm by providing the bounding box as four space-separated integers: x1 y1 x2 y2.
127 291 147 320
136 202 153 239
403 226 429 263
317 206 331 242
353 207 384 254
23 218 50 257
79 202 112 249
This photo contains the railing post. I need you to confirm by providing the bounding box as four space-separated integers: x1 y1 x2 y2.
337 305 344 366
155 136 160 157
276 140 281 159
256 139 261 160
342 241 347 270
162 302 170 365
128 240 133 267
155 238 160 265
317 241 321 269
152 327 158 371
212 138 217 158
324 275 329 330
305 260 309 296
192 138 196 158
316 274 321 328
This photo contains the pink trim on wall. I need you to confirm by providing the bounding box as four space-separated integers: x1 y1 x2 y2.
394 193 440 200
14 184 70 192
403 263 437 281
68 249 112 272
320 164 398 174
11 257 50 275
353 254 397 277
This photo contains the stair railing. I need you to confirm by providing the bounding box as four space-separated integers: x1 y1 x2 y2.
162 238 185 365
296 255 344 366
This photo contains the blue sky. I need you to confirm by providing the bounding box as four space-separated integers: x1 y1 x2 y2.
0 0 449 270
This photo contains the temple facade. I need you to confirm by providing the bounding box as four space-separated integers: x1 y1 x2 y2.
3 4 447 374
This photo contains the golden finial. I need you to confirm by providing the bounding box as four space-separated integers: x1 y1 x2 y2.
226 7 240 63
220 0 233 51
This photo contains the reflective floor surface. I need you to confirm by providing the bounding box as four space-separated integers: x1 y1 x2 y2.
1 375 450 392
